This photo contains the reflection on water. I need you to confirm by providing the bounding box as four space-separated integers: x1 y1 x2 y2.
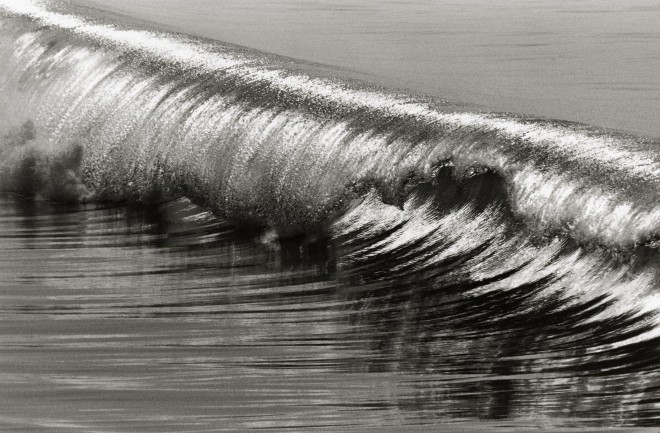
0 194 659 431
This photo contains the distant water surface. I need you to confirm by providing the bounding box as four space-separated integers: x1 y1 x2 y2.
71 0 660 138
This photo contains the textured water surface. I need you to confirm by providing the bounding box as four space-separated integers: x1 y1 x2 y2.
70 0 660 138
1 0 660 431
0 195 659 431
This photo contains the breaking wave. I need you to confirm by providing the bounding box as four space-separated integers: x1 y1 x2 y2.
1 0 659 252
2 2 660 427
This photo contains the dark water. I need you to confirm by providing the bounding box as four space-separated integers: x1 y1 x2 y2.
2 1 660 431
1 193 659 431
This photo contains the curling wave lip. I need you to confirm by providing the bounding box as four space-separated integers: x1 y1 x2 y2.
0 0 659 250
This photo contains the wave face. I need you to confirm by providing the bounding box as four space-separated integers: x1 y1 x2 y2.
1 1 660 250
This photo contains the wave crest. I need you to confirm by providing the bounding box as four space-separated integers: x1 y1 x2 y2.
1 0 660 250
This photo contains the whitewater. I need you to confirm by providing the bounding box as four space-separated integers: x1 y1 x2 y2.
1 0 660 431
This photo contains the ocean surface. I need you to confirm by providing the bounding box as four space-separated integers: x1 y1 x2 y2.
1 0 660 431
71 0 660 139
